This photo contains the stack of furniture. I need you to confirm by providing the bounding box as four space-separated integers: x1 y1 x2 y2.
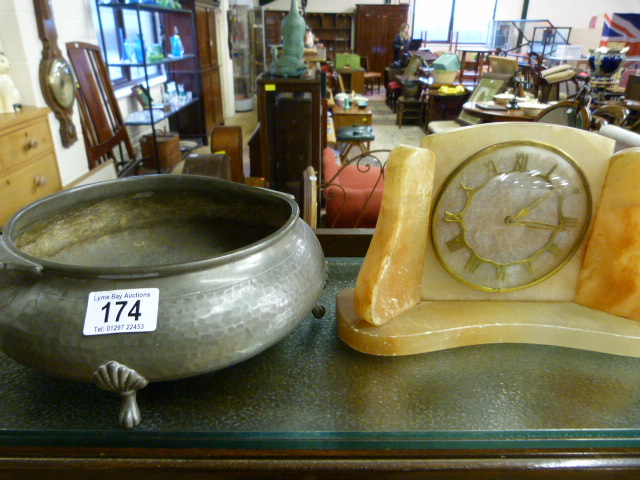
533 64 581 103
427 73 511 133
457 47 494 86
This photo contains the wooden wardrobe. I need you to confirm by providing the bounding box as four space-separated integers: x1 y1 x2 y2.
355 4 409 80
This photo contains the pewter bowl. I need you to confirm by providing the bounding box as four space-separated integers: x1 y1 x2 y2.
0 175 326 427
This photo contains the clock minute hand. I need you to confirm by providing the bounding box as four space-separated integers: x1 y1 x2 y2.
512 219 576 231
507 190 555 222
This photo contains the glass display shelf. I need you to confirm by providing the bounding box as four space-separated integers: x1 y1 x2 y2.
107 53 196 68
125 96 199 125
97 2 191 15
2 258 640 467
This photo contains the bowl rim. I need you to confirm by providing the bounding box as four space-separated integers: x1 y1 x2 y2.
2 175 300 279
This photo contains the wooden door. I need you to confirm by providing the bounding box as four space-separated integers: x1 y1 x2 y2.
356 5 408 78
264 10 287 64
195 3 218 69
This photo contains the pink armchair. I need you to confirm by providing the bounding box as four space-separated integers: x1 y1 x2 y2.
307 148 386 228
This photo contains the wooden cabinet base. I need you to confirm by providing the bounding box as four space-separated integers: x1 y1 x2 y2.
0 107 61 226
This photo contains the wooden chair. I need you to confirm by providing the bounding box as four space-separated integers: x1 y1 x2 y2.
534 101 591 130
625 75 640 102
302 148 388 229
533 64 583 103
396 95 422 128
361 56 381 95
66 41 138 175
590 105 630 130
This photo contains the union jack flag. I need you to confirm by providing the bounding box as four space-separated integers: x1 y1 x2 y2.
600 13 640 56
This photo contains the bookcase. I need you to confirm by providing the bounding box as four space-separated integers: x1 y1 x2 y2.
265 10 353 63
305 13 353 60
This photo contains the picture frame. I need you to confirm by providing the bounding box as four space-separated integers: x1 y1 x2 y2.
458 72 511 124
403 54 424 77
131 83 152 109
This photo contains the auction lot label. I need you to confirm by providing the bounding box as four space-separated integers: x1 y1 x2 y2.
83 288 159 336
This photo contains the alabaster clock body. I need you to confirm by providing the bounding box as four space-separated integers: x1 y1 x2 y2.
431 140 592 292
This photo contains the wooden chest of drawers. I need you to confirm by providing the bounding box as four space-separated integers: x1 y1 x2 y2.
332 104 373 134
0 107 62 227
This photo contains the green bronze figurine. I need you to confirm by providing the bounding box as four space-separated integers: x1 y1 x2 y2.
270 0 307 77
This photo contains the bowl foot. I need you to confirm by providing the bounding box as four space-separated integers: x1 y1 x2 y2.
92 360 148 428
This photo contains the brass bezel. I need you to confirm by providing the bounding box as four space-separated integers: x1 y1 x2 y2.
431 139 592 293
48 57 75 110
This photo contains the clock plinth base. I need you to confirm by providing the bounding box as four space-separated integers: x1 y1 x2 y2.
337 288 640 357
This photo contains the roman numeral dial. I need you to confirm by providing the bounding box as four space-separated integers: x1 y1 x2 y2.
431 141 591 292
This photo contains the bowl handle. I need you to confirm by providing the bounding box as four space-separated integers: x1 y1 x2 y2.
0 235 42 274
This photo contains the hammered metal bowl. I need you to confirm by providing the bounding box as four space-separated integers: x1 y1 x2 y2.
0 175 326 427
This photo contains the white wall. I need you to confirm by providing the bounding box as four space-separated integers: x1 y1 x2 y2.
1 0 92 185
217 0 236 119
258 0 387 14
526 0 640 29
260 0 638 33
494 0 525 21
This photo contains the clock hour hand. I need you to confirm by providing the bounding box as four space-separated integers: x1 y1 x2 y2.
511 218 578 231
505 190 554 223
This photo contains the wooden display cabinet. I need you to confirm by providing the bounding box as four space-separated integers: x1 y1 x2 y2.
176 0 224 141
95 1 210 146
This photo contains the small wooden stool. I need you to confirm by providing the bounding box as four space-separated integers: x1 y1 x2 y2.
396 95 422 128
336 126 375 163
386 81 402 109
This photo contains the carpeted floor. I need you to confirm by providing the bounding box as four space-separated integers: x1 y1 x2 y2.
367 99 425 153
368 100 397 125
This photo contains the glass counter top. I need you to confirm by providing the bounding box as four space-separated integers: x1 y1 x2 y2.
2 258 640 450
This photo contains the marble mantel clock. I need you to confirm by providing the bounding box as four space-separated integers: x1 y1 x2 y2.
337 122 640 360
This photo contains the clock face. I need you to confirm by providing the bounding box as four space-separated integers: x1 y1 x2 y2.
431 140 591 292
48 58 75 110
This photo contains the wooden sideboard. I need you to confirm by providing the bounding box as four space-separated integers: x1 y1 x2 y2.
0 107 62 227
